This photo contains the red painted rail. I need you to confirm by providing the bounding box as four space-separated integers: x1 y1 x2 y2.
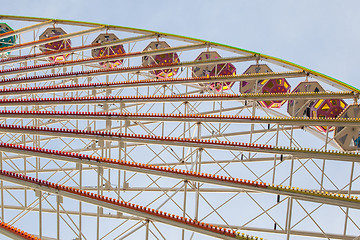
0 219 40 239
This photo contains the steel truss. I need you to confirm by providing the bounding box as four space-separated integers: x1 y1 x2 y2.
0 15 358 240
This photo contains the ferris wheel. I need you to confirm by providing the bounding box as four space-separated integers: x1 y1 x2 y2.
0 15 358 240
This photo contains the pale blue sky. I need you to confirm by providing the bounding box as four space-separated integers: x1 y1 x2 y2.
2 0 360 89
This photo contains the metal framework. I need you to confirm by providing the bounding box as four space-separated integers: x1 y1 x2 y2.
0 15 358 240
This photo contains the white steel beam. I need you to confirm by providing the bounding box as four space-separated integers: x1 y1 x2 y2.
0 125 358 162
0 91 354 107
3 186 360 195
0 20 54 41
0 110 358 127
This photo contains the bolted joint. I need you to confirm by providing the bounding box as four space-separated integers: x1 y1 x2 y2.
57 195 63 204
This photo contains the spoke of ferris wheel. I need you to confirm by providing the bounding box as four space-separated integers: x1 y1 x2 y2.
0 71 306 94
1 110 359 127
0 124 358 162
0 170 250 240
0 91 354 106
0 34 158 66
0 26 106 54
0 54 256 77
0 142 358 209
0 219 39 240
0 149 298 165
0 41 207 69
0 20 54 41
3 185 360 195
